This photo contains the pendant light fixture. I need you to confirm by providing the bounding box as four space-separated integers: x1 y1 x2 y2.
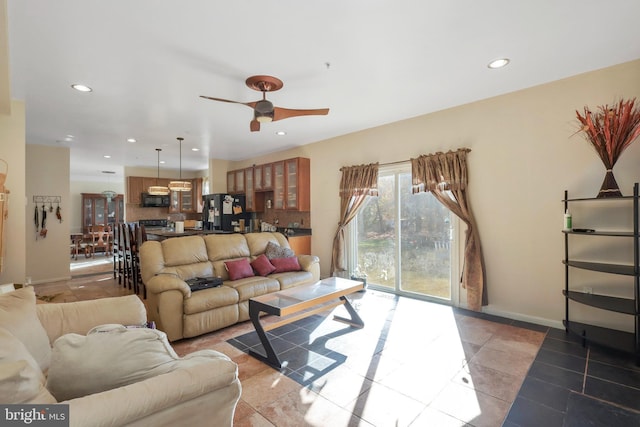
168 137 192 192
148 148 169 195
101 171 117 202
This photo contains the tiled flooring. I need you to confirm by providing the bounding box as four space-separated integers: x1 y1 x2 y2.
34 259 640 426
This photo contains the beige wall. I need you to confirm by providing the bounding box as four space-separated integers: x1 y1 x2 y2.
26 144 71 283
228 59 640 329
0 100 26 285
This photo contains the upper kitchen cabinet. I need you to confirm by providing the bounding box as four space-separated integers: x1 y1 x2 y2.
227 169 245 194
127 176 168 204
254 163 273 191
274 157 310 211
169 178 202 213
244 166 265 212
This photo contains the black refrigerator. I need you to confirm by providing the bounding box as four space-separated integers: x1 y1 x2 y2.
202 194 251 231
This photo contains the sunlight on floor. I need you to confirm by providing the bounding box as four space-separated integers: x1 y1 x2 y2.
70 257 111 271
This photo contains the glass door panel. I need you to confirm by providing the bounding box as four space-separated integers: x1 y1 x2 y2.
286 159 298 210
273 162 285 209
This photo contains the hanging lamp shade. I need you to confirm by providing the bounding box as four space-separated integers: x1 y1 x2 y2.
148 148 170 195
168 137 192 192
101 171 117 202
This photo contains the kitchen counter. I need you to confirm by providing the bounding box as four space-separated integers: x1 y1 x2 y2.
145 228 232 241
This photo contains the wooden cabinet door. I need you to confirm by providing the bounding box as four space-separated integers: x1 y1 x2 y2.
288 235 311 255
127 177 144 204
235 170 245 193
227 171 235 193
245 167 254 210
273 161 285 209
263 163 273 190
284 158 310 211
254 165 263 191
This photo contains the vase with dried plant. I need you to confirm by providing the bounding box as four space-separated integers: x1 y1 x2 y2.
575 98 640 197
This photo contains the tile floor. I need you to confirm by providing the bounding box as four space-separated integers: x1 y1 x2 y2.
33 259 640 426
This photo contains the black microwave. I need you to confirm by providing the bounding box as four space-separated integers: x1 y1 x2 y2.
141 193 170 207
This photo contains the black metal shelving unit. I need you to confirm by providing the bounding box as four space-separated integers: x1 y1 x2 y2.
563 183 640 363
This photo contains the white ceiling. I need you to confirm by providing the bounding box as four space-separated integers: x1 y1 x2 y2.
7 1 640 181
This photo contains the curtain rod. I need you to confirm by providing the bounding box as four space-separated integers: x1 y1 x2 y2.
340 148 471 171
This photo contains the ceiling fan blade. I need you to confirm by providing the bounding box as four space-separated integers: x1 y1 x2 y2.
272 107 330 122
200 96 257 109
250 120 260 132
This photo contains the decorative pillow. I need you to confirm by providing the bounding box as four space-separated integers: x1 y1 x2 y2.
265 241 295 260
270 257 301 273
251 254 276 276
46 327 182 401
0 327 57 404
224 258 255 281
0 287 52 372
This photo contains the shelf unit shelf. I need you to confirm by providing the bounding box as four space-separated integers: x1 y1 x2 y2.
563 183 640 363
563 320 636 354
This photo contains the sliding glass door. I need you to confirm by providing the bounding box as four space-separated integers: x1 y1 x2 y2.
350 164 456 302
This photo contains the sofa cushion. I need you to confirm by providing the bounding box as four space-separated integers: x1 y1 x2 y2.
0 287 52 372
46 326 184 401
251 254 276 276
224 258 255 281
225 276 280 302
162 235 209 267
204 234 251 261
265 241 295 259
0 327 57 404
270 257 301 273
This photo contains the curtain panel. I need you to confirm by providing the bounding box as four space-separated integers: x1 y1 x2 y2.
330 163 379 275
411 149 487 311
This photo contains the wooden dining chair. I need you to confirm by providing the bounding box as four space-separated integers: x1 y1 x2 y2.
89 225 112 256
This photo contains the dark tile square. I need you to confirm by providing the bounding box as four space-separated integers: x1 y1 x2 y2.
232 330 262 347
253 336 297 354
546 328 584 345
503 396 565 427
527 361 584 392
268 322 302 335
588 360 640 389
227 337 250 351
540 336 588 358
518 376 571 413
278 346 323 371
535 348 586 374
588 343 640 372
564 391 640 427
511 319 549 333
280 327 313 345
584 376 640 412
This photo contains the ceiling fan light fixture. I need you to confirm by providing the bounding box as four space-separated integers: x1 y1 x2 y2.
148 148 169 195
168 137 192 192
255 112 274 123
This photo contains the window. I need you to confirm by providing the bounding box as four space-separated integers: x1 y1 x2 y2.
348 163 458 302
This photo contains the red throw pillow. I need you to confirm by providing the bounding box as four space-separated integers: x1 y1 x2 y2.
224 258 255 281
251 254 276 276
270 257 301 273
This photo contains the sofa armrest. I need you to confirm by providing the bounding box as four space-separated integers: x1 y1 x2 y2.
36 295 147 344
146 273 191 297
298 254 320 282
65 356 241 427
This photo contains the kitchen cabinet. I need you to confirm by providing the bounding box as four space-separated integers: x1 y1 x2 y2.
227 169 246 194
244 167 265 212
288 235 311 255
127 176 170 204
81 193 124 234
169 178 202 213
254 163 273 191
273 157 310 211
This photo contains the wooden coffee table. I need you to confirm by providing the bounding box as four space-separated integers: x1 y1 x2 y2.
248 277 365 368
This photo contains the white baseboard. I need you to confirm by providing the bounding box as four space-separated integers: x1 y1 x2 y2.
481 306 564 330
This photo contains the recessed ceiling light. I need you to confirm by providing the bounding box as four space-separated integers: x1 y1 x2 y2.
275 131 287 136
160 160 165 164
71 83 93 92
127 138 136 143
191 148 199 152
103 155 111 159
487 58 510 69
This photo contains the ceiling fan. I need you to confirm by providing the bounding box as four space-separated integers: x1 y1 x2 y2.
200 75 329 132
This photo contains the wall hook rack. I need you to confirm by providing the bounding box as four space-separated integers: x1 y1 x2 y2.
33 196 61 204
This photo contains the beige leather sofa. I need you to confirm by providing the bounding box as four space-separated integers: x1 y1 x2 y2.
0 287 241 427
140 232 320 342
